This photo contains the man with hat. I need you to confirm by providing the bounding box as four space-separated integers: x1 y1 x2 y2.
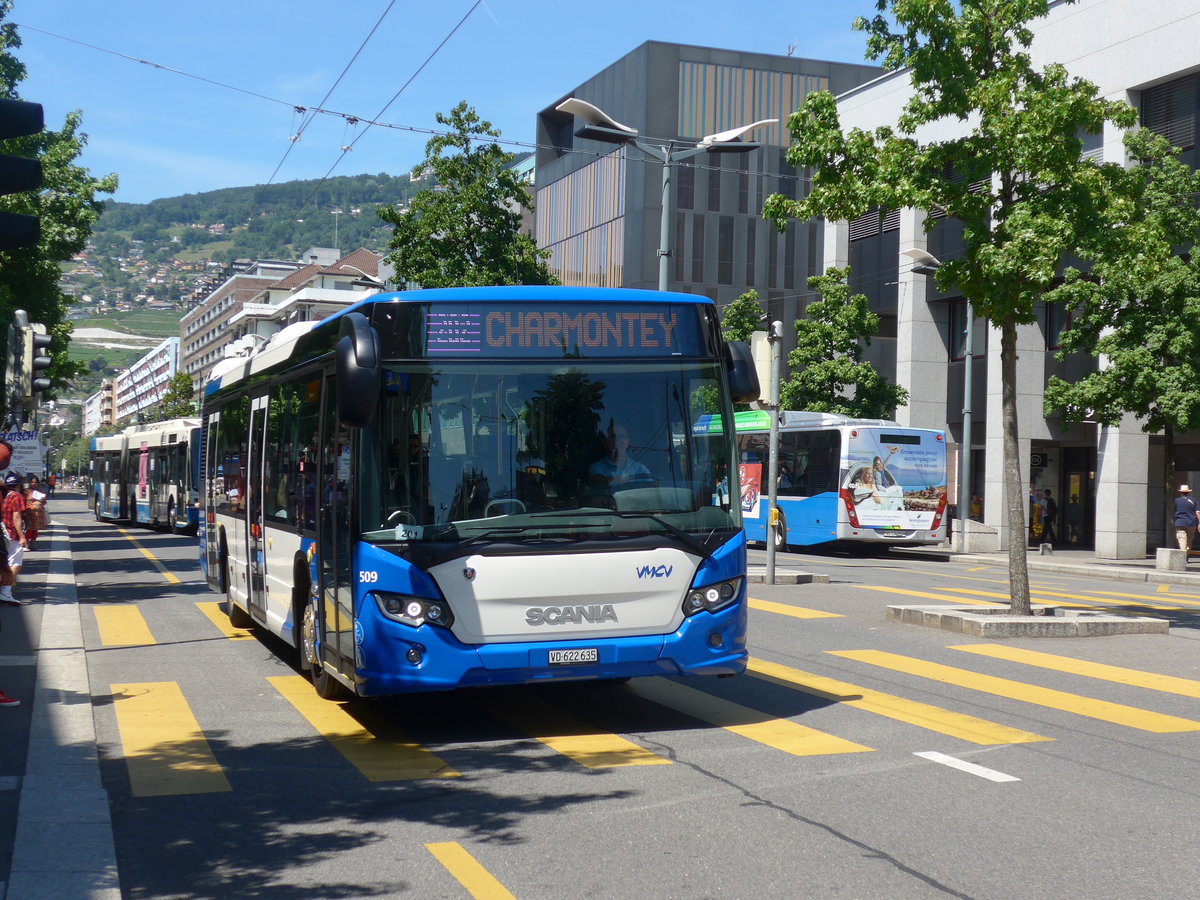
0 471 27 603
1175 485 1199 560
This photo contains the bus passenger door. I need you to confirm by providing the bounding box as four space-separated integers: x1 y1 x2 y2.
318 377 356 681
203 412 220 584
246 396 269 622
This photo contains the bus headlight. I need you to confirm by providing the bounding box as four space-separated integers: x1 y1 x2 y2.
374 592 454 629
682 577 742 616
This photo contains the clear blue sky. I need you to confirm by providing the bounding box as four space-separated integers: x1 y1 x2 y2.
10 0 873 205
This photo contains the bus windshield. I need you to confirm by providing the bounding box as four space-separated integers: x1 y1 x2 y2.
358 360 739 551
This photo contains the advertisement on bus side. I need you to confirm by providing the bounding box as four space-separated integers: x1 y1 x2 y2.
843 431 946 530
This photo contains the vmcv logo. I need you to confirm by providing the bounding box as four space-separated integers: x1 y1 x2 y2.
636 564 673 579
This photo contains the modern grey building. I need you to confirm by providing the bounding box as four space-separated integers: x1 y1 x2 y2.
535 41 880 338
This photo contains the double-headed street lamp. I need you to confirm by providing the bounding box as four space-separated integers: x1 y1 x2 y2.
555 98 776 292
901 247 974 551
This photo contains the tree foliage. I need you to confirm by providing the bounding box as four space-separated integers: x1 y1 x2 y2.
782 267 908 417
380 102 556 288
157 371 198 420
1044 127 1200 525
762 0 1137 613
720 289 765 343
0 4 117 414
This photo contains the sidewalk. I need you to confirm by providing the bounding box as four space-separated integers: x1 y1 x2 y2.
895 543 1200 586
2 498 120 900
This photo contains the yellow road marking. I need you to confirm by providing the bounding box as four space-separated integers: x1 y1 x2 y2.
854 585 1004 607
934 587 1089 608
1083 589 1200 609
749 597 842 619
269 675 459 781
486 691 670 768
195 601 255 640
426 842 518 900
94 605 156 646
630 677 873 756
111 681 231 796
1158 584 1172 594
117 528 181 584
950 644 1200 699
747 657 1049 745
829 650 1200 734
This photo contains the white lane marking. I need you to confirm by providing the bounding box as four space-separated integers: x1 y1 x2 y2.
914 750 1021 783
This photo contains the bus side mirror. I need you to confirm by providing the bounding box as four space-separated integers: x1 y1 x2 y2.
335 312 381 427
725 341 760 404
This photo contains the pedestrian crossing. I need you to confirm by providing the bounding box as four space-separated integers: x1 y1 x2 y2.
92 590 1200 798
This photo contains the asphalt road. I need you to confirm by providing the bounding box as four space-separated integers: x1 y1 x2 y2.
6 496 1200 899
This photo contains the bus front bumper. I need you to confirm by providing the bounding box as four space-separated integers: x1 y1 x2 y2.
354 600 748 696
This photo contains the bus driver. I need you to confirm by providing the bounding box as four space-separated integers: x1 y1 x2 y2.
589 420 653 489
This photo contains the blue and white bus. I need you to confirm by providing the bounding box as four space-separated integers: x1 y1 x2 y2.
89 417 203 534
201 286 758 700
694 410 947 551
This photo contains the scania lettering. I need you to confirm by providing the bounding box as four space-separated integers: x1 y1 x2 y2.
526 605 619 626
201 286 758 700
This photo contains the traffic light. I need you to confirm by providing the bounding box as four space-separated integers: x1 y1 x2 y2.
4 312 21 413
0 98 44 251
26 322 52 404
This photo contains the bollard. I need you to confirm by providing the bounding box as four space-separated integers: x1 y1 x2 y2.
1156 547 1187 571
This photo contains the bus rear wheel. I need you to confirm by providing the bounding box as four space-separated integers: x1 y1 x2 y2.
300 595 352 702
772 511 789 552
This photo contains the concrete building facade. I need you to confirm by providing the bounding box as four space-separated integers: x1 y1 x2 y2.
114 337 180 423
824 0 1200 556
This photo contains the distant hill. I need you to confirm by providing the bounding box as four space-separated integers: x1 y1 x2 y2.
95 171 418 261
61 171 422 339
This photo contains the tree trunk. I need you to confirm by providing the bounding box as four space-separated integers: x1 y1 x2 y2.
1001 315 1032 614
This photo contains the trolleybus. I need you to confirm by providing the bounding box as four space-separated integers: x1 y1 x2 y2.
696 410 947 550
89 417 203 534
201 286 758 700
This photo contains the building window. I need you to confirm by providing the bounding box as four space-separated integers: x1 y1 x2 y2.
1142 73 1198 152
691 215 705 284
708 165 721 212
949 300 986 360
1046 302 1073 350
718 217 734 285
677 162 694 211
745 221 756 285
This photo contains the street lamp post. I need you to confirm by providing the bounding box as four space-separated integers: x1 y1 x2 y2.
900 248 973 552
555 98 776 292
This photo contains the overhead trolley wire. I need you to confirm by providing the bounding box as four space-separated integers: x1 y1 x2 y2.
265 0 401 187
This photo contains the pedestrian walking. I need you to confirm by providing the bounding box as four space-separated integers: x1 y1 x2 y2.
1041 489 1058 544
0 472 28 602
1174 484 1198 559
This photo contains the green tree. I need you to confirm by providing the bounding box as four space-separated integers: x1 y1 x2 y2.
157 372 197 419
1044 127 1200 536
763 0 1136 613
720 289 765 343
781 267 907 417
379 102 556 288
693 290 768 414
0 4 117 416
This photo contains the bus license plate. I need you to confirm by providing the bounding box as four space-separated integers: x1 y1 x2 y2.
548 648 598 666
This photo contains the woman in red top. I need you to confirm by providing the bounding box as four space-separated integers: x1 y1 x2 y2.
23 476 45 550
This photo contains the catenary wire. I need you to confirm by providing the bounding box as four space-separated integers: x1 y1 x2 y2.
265 0 401 187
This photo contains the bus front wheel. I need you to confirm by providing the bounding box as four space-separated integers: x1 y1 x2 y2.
300 595 352 701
